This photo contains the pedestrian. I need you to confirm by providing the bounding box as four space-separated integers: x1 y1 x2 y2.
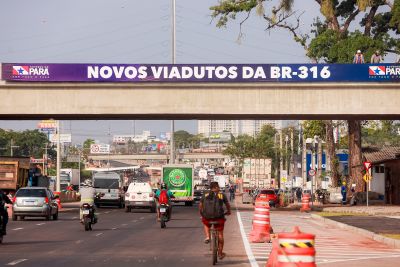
353 50 365 64
296 188 302 203
370 50 382 63
229 185 235 201
341 181 347 205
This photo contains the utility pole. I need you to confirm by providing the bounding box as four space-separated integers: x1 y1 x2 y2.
169 0 176 165
279 130 283 189
56 120 61 192
10 139 19 157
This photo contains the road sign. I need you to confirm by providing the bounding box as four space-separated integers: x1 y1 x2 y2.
90 144 110 154
280 170 288 183
49 133 72 143
364 161 372 170
308 169 316 176
363 173 372 183
38 120 57 129
30 158 44 164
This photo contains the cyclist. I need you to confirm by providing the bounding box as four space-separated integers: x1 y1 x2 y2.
199 181 231 260
155 183 174 221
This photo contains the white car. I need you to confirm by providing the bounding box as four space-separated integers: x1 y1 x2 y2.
124 182 156 213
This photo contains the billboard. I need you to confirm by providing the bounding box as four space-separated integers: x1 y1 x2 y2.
2 63 400 82
162 166 193 199
209 132 231 143
90 144 110 154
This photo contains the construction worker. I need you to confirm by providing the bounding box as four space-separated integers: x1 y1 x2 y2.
341 181 347 205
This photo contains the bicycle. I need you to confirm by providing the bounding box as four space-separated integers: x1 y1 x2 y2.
209 221 219 265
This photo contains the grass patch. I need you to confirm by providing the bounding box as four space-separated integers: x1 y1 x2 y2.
316 211 370 217
380 234 400 240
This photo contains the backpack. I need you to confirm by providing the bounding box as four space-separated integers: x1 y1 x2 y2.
201 192 224 219
158 190 169 205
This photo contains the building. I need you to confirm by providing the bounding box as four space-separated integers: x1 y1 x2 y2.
198 120 299 137
113 131 152 144
363 146 400 204
198 120 240 137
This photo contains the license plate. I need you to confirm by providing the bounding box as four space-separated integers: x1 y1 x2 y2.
135 202 143 205
82 210 90 214
24 201 35 205
160 208 166 212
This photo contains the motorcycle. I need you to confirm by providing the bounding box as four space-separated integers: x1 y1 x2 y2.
81 203 96 231
159 203 170 229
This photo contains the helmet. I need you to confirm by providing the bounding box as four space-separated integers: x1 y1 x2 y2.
342 181 346 186
357 50 361 54
161 183 167 190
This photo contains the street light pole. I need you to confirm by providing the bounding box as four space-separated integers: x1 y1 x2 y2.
170 0 176 165
56 120 61 192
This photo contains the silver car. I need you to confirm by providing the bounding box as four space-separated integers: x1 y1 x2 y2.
12 187 59 221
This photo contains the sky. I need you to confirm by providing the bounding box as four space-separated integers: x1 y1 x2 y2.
0 0 389 143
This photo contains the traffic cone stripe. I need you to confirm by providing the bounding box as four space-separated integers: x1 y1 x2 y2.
280 241 314 248
277 255 315 263
253 220 270 225
255 208 270 212
254 214 270 218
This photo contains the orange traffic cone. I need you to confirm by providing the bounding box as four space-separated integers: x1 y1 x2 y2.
249 196 273 243
300 193 311 212
266 236 279 267
276 226 316 267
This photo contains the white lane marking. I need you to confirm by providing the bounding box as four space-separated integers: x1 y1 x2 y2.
317 254 400 265
105 211 110 214
95 233 103 237
140 217 145 220
76 240 83 244
12 228 23 231
6 259 28 266
111 227 117 230
72 217 78 219
121 223 128 226
36 223 46 226
131 220 138 223
236 208 258 267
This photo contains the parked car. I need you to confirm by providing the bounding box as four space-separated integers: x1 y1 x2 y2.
12 187 59 221
194 184 209 202
124 182 156 213
253 189 279 207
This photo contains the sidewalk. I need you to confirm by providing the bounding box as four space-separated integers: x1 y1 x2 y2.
321 205 400 216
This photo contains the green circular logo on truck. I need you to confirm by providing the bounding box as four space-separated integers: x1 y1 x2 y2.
168 169 186 187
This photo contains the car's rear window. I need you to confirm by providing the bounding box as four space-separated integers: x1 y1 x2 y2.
128 183 152 193
16 189 47 197
260 190 275 195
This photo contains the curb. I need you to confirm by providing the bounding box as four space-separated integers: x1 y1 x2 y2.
311 213 400 249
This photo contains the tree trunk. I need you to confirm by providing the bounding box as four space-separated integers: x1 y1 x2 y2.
348 120 364 192
325 120 339 187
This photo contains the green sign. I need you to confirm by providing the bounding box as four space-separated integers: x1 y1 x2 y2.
163 166 193 198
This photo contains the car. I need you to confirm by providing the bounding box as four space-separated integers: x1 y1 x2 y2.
254 189 279 207
124 182 156 213
194 184 209 202
12 187 59 221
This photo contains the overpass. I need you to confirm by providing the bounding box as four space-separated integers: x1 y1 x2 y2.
88 153 230 164
1 63 399 119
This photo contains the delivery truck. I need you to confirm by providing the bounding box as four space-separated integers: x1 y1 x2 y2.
0 157 30 195
162 164 194 206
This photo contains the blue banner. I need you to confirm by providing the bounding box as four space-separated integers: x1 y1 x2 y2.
2 63 400 82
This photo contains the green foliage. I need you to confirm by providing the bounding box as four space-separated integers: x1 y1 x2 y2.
390 0 400 34
0 129 50 158
210 0 258 28
362 120 400 147
302 121 326 139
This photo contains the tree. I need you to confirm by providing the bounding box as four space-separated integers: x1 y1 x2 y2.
210 0 400 190
82 139 95 159
173 130 193 149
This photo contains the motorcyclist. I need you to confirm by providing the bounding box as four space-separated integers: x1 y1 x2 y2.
155 183 174 221
79 180 97 224
0 189 12 235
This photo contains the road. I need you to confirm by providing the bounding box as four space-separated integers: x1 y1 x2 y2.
0 203 248 267
237 208 400 267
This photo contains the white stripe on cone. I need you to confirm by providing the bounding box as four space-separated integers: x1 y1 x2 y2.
253 220 270 225
254 214 269 218
277 255 315 263
255 208 270 212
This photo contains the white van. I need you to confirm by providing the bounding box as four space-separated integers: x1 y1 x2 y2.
124 182 156 213
93 172 124 208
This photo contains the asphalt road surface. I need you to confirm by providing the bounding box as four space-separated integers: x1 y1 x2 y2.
0 203 248 267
